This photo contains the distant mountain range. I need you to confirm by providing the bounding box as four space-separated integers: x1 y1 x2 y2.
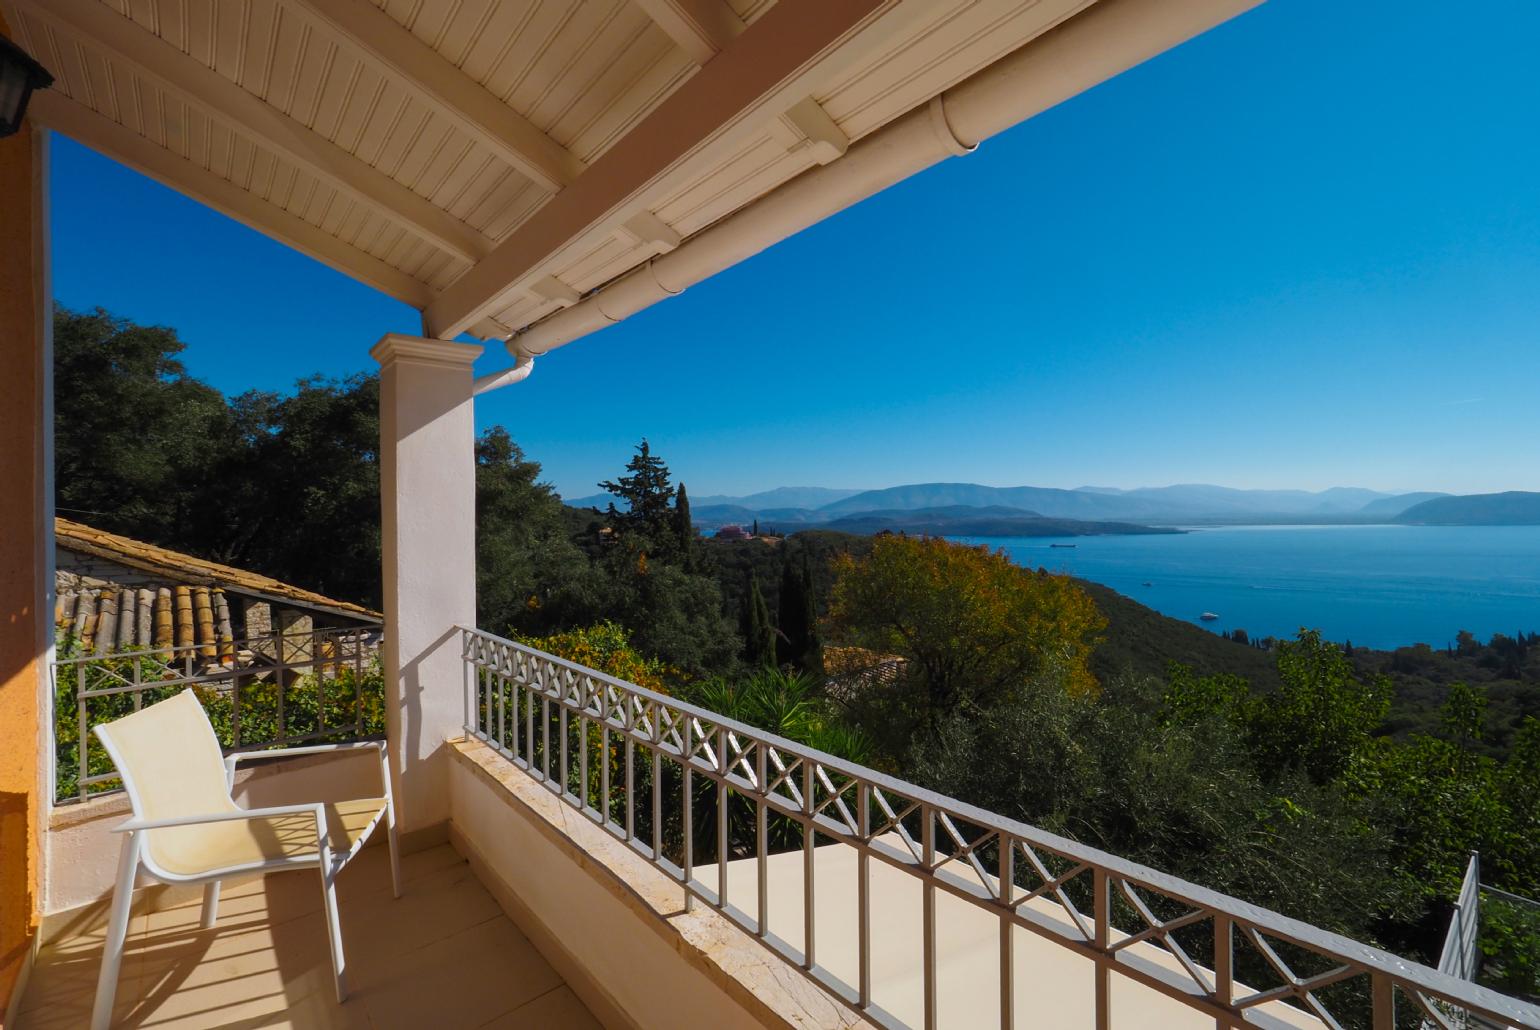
564 482 1477 532
1395 491 1540 526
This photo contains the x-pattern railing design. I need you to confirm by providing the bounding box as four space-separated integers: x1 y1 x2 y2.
460 626 1540 1030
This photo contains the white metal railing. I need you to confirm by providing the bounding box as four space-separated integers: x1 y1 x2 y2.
53 626 382 802
1440 854 1483 983
460 626 1540 1030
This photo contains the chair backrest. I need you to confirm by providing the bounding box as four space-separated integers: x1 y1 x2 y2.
94 690 235 828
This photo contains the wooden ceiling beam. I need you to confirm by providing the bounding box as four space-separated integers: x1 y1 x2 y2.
631 0 745 65
18 0 490 265
31 90 435 308
424 0 892 340
291 0 584 193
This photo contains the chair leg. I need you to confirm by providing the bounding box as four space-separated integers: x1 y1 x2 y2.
200 881 221 929
379 746 402 899
91 833 141 1030
386 805 402 900
318 866 348 1003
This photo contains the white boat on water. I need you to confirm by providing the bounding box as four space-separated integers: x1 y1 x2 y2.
1200 612 1219 621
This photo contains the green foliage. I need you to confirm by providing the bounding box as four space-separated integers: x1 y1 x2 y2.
1480 895 1540 998
830 535 1106 722
776 553 820 673
599 439 677 549
739 573 776 668
521 621 673 694
673 483 694 564
52 636 385 803
476 427 603 637
683 667 869 764
907 671 1418 943
54 306 239 542
1261 630 1391 785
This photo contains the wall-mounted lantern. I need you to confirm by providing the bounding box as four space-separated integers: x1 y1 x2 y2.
0 35 53 139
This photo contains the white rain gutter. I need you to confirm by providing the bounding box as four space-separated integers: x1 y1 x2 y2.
509 0 1259 360
473 354 534 395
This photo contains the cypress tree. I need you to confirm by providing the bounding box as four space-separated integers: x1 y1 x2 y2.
800 552 822 672
777 552 821 672
673 482 693 562
741 572 775 667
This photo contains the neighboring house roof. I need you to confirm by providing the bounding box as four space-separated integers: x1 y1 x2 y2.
55 518 381 622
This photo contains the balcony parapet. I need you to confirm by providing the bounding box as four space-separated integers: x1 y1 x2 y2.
457 625 1540 1030
449 736 875 1030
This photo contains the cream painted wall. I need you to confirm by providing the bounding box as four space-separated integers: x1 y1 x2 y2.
448 753 782 1030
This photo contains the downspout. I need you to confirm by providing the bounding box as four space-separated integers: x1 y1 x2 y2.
508 0 1259 360
472 354 534 395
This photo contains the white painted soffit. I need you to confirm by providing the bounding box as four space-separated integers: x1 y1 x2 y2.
10 0 1260 352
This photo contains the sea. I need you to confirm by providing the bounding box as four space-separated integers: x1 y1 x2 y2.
952 524 1540 651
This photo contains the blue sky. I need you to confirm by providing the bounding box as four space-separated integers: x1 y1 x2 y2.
50 0 1540 500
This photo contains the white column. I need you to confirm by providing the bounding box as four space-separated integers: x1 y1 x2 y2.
371 333 482 838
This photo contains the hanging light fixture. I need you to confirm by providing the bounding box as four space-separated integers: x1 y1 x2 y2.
0 35 53 139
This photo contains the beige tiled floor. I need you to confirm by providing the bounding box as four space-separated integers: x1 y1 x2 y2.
16 844 601 1029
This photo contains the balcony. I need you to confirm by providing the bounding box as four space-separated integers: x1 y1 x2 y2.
18 628 1539 1030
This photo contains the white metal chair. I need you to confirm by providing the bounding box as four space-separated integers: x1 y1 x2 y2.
89 689 399 1030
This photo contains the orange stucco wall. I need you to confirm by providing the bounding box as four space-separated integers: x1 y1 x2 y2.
0 14 47 1019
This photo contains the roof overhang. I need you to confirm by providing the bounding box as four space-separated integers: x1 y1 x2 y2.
9 0 1260 358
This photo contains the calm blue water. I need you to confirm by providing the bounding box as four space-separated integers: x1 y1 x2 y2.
952 525 1540 650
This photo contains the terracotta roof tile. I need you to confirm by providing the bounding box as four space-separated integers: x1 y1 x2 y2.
55 518 380 621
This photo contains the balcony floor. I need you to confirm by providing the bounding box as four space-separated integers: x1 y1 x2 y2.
16 843 599 1029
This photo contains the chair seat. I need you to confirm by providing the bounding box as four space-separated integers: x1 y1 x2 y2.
147 798 389 877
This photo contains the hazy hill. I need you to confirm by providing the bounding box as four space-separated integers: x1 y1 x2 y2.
1396 491 1540 525
818 483 1172 520
812 506 1179 538
579 481 1483 527
693 486 861 508
1358 492 1450 516
815 482 1397 522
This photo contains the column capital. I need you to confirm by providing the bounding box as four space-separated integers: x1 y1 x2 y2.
370 333 483 370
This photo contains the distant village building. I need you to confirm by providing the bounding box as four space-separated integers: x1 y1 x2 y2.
714 524 751 541
54 518 380 658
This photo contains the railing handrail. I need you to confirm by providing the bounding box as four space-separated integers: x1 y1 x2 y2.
458 624 1540 1029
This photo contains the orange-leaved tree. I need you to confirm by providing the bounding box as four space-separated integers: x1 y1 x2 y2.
829 536 1105 719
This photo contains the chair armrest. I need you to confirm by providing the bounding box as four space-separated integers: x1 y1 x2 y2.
228 741 386 764
112 802 326 834
223 740 394 812
224 741 386 790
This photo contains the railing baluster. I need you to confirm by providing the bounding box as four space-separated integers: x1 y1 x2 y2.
716 726 728 909
1213 913 1232 1030
526 674 535 768
858 782 871 1010
496 665 505 750
541 693 551 782
353 630 363 738
923 806 937 1030
803 761 815 972
1094 867 1111 1030
649 739 662 862
579 699 589 811
559 703 569 797
625 735 636 842
1372 972 1394 1030
76 664 88 801
600 721 611 825
756 744 769 939
683 746 694 913
1000 836 1014 1030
